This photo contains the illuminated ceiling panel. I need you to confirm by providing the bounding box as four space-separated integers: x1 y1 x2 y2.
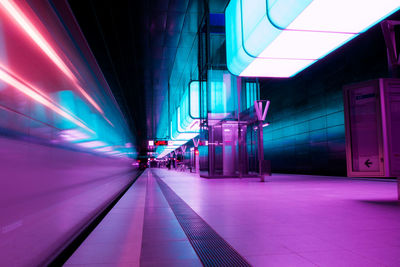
226 0 400 77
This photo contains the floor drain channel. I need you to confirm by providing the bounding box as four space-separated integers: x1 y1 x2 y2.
154 173 251 267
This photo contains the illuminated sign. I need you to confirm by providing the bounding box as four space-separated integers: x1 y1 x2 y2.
154 140 168 146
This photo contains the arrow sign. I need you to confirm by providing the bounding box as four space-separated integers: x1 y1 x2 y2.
365 159 372 168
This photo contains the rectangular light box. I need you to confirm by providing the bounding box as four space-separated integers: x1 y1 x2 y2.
225 0 400 78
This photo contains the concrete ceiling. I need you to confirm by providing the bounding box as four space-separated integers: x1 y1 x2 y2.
68 0 229 152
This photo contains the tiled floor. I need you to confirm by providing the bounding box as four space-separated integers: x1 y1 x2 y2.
65 173 147 266
155 169 400 267
140 171 200 266
67 169 400 266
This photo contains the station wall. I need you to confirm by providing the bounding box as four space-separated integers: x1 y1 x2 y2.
260 24 391 176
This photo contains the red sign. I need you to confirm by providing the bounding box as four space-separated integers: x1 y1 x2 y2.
154 140 168 146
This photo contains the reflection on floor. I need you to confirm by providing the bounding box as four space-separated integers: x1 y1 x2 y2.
67 169 400 266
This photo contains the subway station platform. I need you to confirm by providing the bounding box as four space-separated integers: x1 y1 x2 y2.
3 1 400 266
65 169 400 267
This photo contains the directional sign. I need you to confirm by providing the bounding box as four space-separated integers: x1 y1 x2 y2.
365 159 372 168
359 156 379 172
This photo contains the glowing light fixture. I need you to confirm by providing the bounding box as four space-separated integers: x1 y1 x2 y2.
170 84 201 144
189 81 200 118
225 0 400 77
168 140 187 146
178 107 200 133
171 121 199 141
179 83 201 132
156 145 178 159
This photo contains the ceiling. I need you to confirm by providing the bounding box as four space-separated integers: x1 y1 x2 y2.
67 0 400 155
67 0 229 153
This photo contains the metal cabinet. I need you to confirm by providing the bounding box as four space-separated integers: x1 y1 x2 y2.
343 78 400 177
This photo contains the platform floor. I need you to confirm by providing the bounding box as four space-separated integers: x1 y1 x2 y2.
66 169 400 266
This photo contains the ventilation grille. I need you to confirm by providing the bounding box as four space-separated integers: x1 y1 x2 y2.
154 173 251 267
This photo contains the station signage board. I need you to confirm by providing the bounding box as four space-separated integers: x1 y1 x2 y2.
154 140 168 146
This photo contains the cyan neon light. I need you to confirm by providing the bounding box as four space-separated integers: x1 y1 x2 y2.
156 137 189 158
210 79 227 114
178 82 201 132
164 107 199 159
226 0 400 77
171 118 199 141
207 70 238 123
179 105 200 132
189 81 200 118
168 140 187 146
246 82 258 109
179 94 196 130
157 146 176 159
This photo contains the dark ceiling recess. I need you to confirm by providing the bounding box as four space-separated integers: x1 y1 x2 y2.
67 0 204 153
67 0 236 154
68 0 152 151
66 0 400 156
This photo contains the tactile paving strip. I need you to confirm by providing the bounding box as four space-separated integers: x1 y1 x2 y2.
154 173 251 267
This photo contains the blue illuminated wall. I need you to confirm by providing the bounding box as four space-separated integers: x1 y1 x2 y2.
260 24 391 176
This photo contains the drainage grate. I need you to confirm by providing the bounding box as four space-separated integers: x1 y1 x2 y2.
154 173 251 267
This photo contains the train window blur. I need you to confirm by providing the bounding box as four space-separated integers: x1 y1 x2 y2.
0 0 135 158
0 1 137 266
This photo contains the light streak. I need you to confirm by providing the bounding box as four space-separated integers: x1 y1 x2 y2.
0 66 93 133
0 0 105 115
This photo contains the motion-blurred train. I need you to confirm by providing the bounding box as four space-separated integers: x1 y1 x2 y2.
0 1 137 265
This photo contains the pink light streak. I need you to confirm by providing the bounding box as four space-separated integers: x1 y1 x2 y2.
0 0 105 117
0 66 93 133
